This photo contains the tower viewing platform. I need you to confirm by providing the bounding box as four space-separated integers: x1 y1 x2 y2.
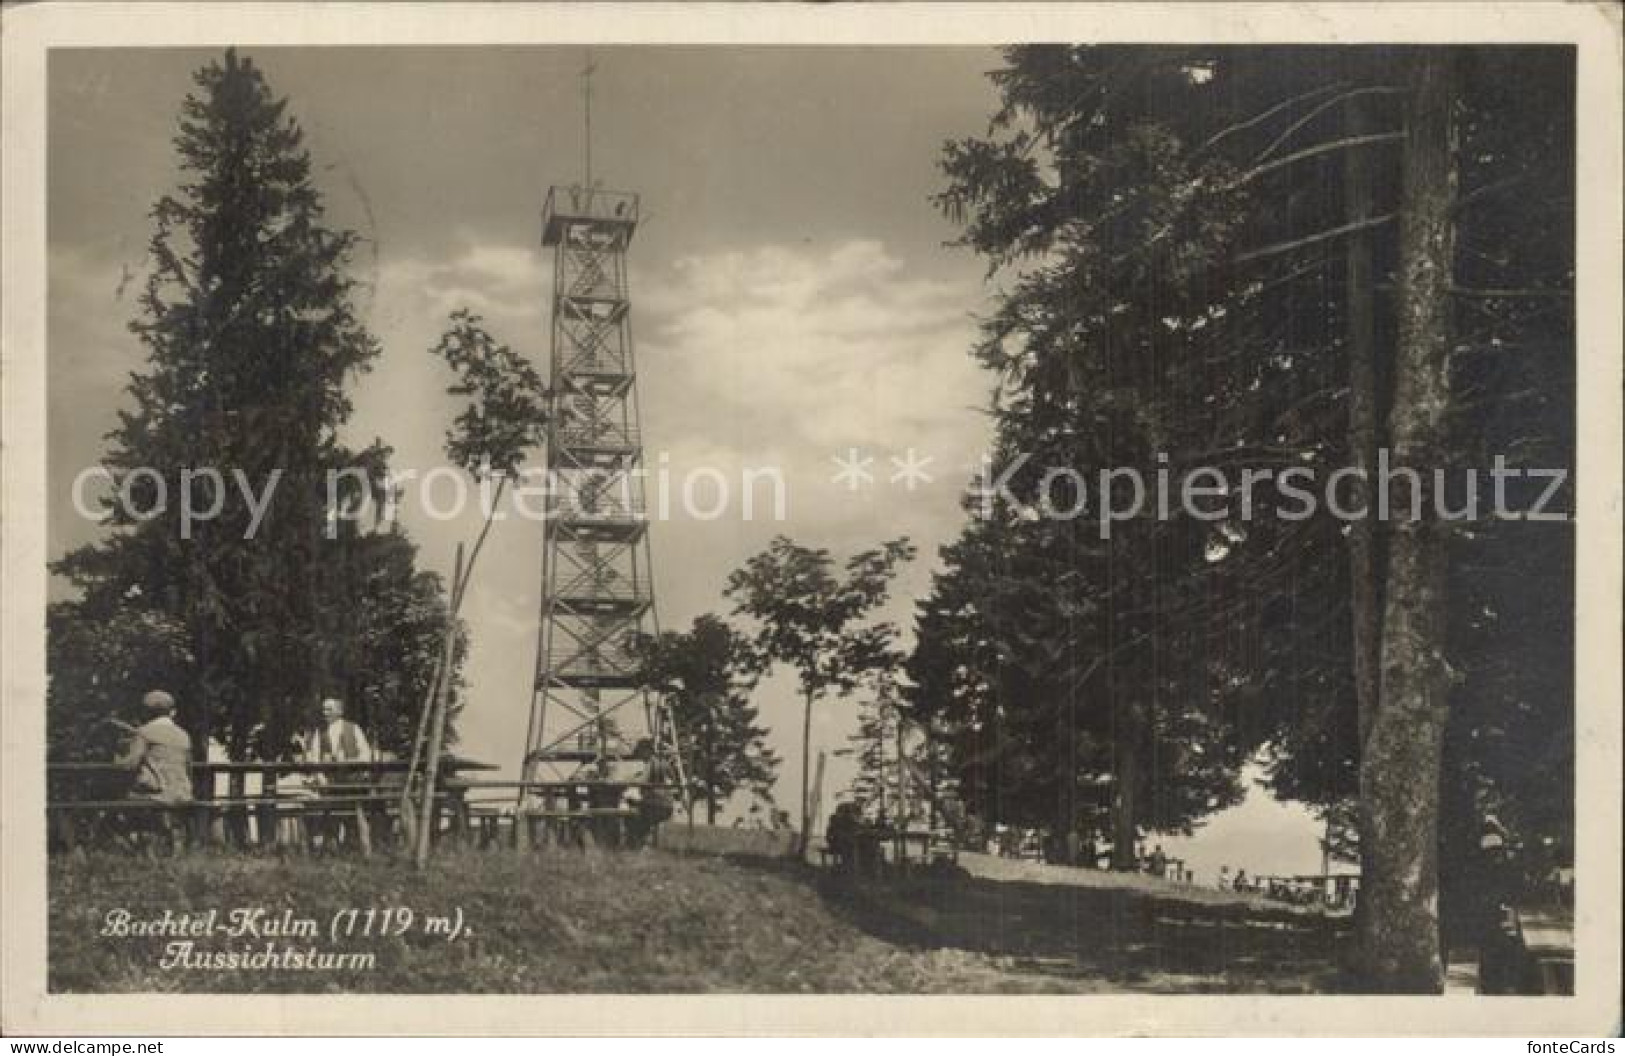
541 185 640 246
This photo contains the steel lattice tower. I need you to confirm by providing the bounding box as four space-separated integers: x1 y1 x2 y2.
519 183 682 823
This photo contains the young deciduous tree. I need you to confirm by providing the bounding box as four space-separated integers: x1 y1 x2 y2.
725 536 915 854
410 309 550 862
421 309 549 621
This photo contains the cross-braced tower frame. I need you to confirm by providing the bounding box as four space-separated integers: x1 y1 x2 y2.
520 184 683 826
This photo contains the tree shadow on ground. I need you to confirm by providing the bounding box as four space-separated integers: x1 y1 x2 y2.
807 862 1354 993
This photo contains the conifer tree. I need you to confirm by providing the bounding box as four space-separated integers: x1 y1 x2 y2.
50 50 457 760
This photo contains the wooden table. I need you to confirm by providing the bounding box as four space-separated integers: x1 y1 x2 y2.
1516 906 1574 994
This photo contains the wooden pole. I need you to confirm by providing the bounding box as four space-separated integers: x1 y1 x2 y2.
798 691 814 857
1322 814 1332 900
894 712 907 867
405 489 499 855
807 749 827 863
415 543 464 869
399 653 443 838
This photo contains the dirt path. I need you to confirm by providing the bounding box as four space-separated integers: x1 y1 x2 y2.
954 852 1330 916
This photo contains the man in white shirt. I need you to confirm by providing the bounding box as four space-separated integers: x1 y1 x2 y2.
309 697 372 763
304 697 374 853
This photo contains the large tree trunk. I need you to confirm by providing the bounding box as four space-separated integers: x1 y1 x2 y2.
1344 83 1383 752
1110 710 1140 871
414 544 464 868
1343 75 1385 957
1050 691 1081 865
1358 50 1460 992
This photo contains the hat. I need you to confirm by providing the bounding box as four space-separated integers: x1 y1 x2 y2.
142 689 176 712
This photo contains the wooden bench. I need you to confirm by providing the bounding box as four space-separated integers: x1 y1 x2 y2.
47 792 458 856
47 757 496 857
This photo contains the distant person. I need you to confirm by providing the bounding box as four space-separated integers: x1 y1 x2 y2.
1148 844 1168 878
1476 812 1521 993
115 690 193 852
1217 865 1231 890
826 802 860 873
1234 868 1250 892
632 784 672 850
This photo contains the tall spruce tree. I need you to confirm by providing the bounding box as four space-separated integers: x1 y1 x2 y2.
50 50 458 761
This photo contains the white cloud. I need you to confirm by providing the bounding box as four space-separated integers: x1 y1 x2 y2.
641 237 986 461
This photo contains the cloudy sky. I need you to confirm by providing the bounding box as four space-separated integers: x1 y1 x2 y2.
48 45 1321 878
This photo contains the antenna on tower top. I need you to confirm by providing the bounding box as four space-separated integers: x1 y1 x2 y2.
581 52 597 188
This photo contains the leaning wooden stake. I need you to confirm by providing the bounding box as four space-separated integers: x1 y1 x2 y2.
894 711 907 867
415 543 464 869
806 749 827 863
399 652 444 838
407 482 507 864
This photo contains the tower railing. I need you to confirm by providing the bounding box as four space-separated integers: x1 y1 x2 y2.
556 421 641 452
542 186 640 246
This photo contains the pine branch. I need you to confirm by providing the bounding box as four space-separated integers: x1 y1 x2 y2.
1196 81 1351 155
1448 286 1573 300
1234 213 1396 264
1252 86 1402 165
1230 131 1405 189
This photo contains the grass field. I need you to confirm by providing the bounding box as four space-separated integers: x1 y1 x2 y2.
49 848 1348 993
